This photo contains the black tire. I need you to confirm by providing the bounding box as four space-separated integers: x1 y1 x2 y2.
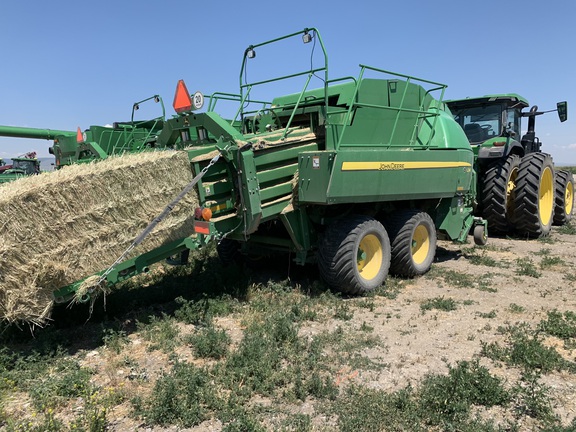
514 152 555 238
317 216 390 295
553 170 574 226
386 210 437 277
216 239 242 266
481 154 521 234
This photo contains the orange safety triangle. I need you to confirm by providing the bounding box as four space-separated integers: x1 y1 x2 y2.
173 80 193 113
76 127 83 143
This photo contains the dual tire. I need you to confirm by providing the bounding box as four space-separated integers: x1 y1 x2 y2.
317 211 436 294
482 152 572 238
514 153 555 237
553 170 574 226
481 154 520 233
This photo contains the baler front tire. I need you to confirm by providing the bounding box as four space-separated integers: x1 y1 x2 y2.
387 210 437 277
481 154 520 234
553 170 574 226
216 239 242 266
514 152 555 238
318 216 390 295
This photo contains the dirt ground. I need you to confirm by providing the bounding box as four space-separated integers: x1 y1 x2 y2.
68 221 576 432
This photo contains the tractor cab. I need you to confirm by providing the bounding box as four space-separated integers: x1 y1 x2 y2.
447 95 568 158
447 95 528 146
3 152 41 176
10 157 40 175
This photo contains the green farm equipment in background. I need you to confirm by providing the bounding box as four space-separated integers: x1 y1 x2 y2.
447 96 572 237
51 95 167 167
0 95 166 169
53 27 487 304
0 152 42 184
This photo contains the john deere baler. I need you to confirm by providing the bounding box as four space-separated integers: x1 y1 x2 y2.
1 28 486 323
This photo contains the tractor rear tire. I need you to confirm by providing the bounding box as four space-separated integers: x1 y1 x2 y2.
553 170 574 226
514 152 555 238
387 210 437 277
481 154 520 234
318 216 390 295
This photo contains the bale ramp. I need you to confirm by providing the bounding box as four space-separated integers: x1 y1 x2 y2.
0 151 198 325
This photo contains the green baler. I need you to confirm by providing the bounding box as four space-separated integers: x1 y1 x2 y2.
54 28 485 305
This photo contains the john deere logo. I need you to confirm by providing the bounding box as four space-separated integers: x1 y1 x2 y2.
379 162 405 171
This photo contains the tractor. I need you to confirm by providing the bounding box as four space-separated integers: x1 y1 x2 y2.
0 152 41 184
446 95 571 237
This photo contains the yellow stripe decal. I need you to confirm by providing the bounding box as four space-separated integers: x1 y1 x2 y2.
210 203 229 213
341 161 472 171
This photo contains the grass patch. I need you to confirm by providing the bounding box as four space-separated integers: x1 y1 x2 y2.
539 309 576 349
331 360 509 431
420 296 457 313
137 314 181 353
540 255 564 269
480 323 574 373
557 222 576 235
508 303 526 314
515 258 541 278
187 326 231 359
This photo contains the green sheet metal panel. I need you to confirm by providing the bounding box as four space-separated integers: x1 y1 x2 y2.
298 147 473 204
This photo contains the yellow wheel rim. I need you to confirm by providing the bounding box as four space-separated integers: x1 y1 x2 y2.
539 167 554 226
411 225 430 265
565 181 574 216
357 234 383 281
507 167 518 217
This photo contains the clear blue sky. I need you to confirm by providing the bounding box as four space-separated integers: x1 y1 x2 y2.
1 0 575 164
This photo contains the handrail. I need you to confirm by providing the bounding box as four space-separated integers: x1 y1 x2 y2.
336 65 447 149
238 28 329 129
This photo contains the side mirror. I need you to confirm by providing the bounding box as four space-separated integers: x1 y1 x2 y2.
557 101 568 122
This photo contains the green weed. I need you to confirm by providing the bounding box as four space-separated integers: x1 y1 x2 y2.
540 255 564 269
477 310 497 319
420 296 458 313
515 258 541 278
539 310 576 348
134 362 220 428
481 324 571 373
511 369 557 423
418 360 509 426
137 314 180 353
187 326 231 359
508 303 526 314
557 222 576 235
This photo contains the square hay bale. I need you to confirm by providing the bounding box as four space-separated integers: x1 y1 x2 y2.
0 151 198 325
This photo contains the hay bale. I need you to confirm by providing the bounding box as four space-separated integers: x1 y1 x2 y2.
0 151 198 324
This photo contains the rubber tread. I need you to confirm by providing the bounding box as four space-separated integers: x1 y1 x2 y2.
317 216 390 295
553 170 574 225
481 155 520 234
386 210 437 277
216 239 241 266
514 152 554 238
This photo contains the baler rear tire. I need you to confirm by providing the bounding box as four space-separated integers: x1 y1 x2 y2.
387 210 436 277
553 170 574 226
318 216 390 295
514 152 555 238
481 154 520 234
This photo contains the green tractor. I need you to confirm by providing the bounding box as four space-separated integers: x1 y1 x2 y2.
0 152 42 184
446 95 571 237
